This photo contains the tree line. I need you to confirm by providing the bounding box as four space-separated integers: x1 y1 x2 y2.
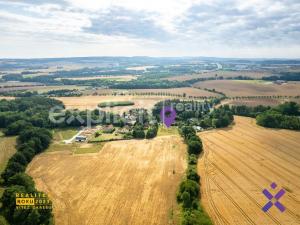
177 125 212 225
1 128 53 224
262 72 300 81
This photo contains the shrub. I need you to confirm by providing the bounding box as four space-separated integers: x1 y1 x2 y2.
186 166 200 183
182 191 192 208
177 179 199 203
188 154 198 165
146 125 158 139
187 140 202 155
132 128 145 139
182 209 213 225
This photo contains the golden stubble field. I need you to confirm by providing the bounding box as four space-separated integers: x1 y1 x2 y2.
198 116 300 225
56 87 219 112
55 95 170 112
27 136 186 225
166 71 271 81
193 80 300 97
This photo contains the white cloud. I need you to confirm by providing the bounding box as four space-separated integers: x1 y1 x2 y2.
0 0 299 58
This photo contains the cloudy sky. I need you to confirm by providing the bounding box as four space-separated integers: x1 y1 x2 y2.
0 0 299 58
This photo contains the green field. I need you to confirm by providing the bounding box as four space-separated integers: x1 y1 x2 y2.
98 101 134 108
89 133 124 142
52 128 78 143
74 143 104 154
157 125 179 136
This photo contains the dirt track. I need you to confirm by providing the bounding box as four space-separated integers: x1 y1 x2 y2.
27 136 186 225
198 116 300 225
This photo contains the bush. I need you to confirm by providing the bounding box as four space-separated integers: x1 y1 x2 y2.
186 166 200 183
187 140 202 155
179 126 196 140
132 126 145 139
182 191 192 208
182 209 213 225
146 125 158 139
188 154 198 165
177 179 199 203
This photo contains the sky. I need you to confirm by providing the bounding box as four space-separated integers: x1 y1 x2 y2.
0 0 299 58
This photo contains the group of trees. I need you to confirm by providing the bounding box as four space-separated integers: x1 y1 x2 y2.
132 123 158 139
145 124 158 139
152 99 212 122
198 105 234 128
0 99 61 133
0 97 130 132
0 91 39 97
179 126 203 155
177 126 212 225
262 72 300 81
256 102 300 130
229 102 300 130
110 79 186 89
0 97 65 135
46 89 82 97
152 99 234 129
230 105 271 118
1 127 53 225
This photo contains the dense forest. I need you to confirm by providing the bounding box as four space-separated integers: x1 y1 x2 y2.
230 102 300 130
256 102 300 130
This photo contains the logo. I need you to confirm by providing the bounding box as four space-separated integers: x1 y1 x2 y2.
262 182 285 212
15 193 52 210
160 106 176 128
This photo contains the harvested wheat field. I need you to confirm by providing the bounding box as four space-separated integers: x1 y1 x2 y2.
127 87 220 97
55 95 173 112
193 80 300 97
0 136 16 173
166 71 271 81
198 116 300 225
27 136 186 225
225 98 283 107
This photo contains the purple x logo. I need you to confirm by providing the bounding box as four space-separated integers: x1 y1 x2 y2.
262 182 285 212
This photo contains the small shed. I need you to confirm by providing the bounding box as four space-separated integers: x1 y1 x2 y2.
75 136 87 142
